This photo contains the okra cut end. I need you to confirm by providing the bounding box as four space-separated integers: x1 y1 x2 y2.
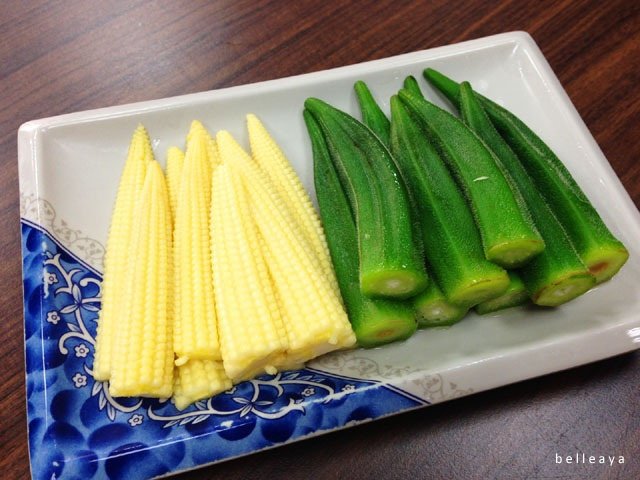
448 271 510 307
582 244 629 284
360 269 428 299
486 237 545 269
475 272 529 315
355 302 417 348
415 300 468 328
531 272 595 307
475 290 529 315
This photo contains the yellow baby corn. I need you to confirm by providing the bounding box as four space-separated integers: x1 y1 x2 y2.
109 161 174 398
185 119 208 143
210 161 288 382
247 114 339 296
165 147 184 217
266 239 355 366
207 131 221 169
94 125 152 381
185 120 220 170
173 123 220 364
173 359 231 410
217 131 356 367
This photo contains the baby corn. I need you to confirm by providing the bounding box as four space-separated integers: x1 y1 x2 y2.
173 359 231 410
247 114 339 296
211 159 288 382
217 131 356 367
165 147 184 217
109 161 174 397
96 117 357 408
93 125 152 381
173 122 220 364
185 120 220 170
167 135 232 407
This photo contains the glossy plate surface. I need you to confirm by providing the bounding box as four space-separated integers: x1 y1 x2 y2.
18 31 640 480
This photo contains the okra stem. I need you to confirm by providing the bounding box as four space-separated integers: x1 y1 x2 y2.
354 80 391 145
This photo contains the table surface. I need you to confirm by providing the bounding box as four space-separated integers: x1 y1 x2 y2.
1 1 639 479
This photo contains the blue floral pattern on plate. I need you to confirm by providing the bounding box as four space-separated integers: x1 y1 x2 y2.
22 220 424 480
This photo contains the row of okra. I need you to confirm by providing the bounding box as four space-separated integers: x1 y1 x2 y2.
304 68 629 347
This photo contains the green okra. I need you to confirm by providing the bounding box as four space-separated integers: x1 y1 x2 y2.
398 89 545 269
389 94 509 306
355 80 473 318
474 272 529 315
353 80 426 277
457 81 595 306
424 68 629 284
354 80 391 145
403 75 424 98
305 97 428 299
413 281 468 327
304 110 417 347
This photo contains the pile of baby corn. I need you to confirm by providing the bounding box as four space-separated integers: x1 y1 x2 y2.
92 115 356 409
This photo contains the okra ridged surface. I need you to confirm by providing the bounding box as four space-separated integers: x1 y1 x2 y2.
354 80 391 145
474 272 529 315
389 95 509 306
485 100 628 283
402 75 423 97
455 80 595 306
355 78 471 322
413 281 469 327
353 80 426 275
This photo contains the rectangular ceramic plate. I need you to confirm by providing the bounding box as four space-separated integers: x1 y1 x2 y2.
19 32 640 480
